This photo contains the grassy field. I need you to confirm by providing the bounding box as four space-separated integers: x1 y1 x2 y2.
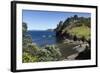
68 25 90 40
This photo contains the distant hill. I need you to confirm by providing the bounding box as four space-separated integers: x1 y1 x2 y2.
46 29 54 31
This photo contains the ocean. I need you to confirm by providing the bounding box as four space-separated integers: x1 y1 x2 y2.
27 30 56 47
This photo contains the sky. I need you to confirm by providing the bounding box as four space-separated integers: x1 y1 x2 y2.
22 10 91 30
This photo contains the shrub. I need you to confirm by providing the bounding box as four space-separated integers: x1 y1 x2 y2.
22 52 38 63
37 45 62 61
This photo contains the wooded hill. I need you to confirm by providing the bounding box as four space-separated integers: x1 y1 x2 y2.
55 15 91 42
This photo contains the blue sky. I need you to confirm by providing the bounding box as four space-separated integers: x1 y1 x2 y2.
22 10 91 30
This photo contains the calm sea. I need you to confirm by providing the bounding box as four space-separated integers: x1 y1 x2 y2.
27 30 56 47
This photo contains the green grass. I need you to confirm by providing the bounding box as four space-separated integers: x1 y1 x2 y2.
68 25 90 40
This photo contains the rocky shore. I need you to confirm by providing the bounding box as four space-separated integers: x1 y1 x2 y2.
57 38 90 60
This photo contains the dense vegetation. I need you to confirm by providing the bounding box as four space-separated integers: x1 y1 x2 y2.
22 23 62 63
55 15 91 42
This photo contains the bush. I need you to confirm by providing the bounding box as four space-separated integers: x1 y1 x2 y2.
22 52 38 63
37 45 62 61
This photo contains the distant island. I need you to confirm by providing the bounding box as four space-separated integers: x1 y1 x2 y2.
46 29 54 31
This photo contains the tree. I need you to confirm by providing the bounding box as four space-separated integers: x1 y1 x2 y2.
55 21 63 32
74 15 78 20
37 45 62 61
81 36 85 42
22 22 27 37
73 35 77 41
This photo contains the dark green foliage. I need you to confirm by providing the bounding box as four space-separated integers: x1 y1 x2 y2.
22 22 27 37
44 45 62 60
73 15 78 20
55 21 63 32
22 22 32 52
81 36 85 42
73 35 77 41
32 45 62 62
87 38 91 47
75 48 91 60
23 44 62 62
79 17 91 27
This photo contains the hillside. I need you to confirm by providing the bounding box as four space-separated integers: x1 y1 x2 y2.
68 25 90 40
55 15 91 42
